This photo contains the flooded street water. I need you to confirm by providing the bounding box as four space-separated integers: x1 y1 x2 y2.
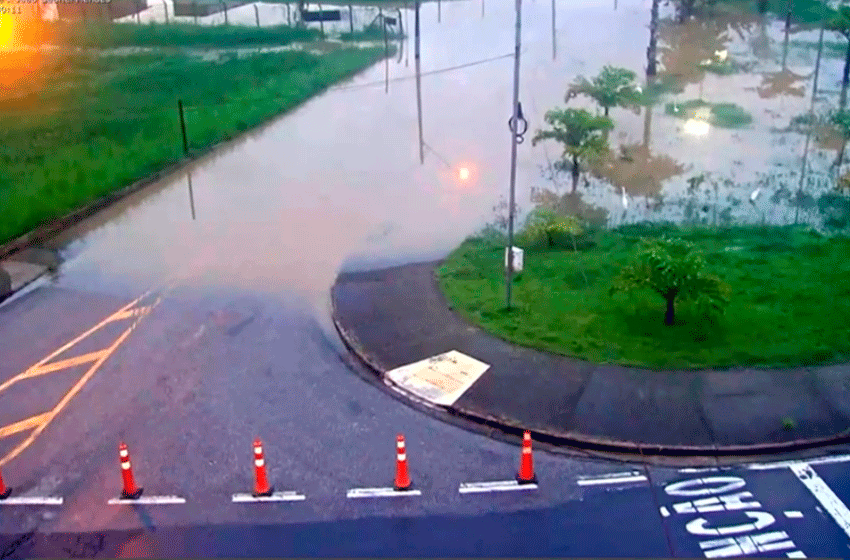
42 0 850 313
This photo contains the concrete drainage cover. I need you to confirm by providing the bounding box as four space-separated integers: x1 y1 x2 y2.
386 350 490 406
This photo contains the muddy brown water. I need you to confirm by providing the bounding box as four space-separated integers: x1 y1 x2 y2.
36 0 850 309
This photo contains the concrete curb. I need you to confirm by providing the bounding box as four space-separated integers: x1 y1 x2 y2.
330 287 850 458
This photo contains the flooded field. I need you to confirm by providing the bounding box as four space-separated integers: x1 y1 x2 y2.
34 0 850 310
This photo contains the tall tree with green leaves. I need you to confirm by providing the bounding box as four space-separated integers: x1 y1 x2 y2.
609 236 731 326
566 66 641 117
532 108 613 193
827 5 850 108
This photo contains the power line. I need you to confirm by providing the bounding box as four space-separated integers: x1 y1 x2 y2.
0 50 521 117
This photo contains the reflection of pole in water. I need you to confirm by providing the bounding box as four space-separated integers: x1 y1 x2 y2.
551 0 556 60
187 172 196 221
415 0 424 164
811 15 825 105
782 0 791 69
404 2 409 66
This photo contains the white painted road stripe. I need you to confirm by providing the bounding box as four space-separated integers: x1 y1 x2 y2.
787 551 807 558
784 511 804 518
660 506 670 517
458 480 538 494
232 492 305 503
346 487 422 498
577 475 647 486
577 471 642 480
748 454 850 470
0 496 63 506
790 463 850 540
107 495 186 505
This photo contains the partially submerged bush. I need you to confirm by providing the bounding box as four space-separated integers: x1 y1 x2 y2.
516 207 595 251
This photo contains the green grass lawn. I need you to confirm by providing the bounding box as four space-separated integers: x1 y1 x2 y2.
0 46 390 245
437 223 850 370
29 21 322 48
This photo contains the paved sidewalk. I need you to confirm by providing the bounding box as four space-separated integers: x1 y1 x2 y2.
331 261 850 455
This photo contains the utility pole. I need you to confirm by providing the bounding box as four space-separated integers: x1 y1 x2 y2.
505 0 522 310
551 0 555 60
381 7 389 93
415 0 424 164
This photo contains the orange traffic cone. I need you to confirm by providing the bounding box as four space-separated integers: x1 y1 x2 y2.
252 439 273 497
0 468 11 500
394 434 412 491
118 442 143 499
516 431 537 484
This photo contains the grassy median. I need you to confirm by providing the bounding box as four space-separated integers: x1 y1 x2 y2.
0 45 389 245
437 223 850 370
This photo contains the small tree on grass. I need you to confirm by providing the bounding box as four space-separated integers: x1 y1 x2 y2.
566 66 642 117
609 236 731 326
532 108 613 193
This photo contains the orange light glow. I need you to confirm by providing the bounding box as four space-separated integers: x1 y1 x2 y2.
0 12 16 50
0 4 51 95
455 163 478 185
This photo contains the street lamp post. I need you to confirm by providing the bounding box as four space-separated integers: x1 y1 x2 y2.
505 0 524 310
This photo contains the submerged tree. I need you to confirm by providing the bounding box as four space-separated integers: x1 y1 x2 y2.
666 0 718 23
566 66 641 117
532 108 613 193
609 236 731 326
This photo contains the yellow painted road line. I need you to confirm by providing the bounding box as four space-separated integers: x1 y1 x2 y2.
108 306 151 322
24 350 109 379
0 290 153 395
0 412 51 439
0 300 159 468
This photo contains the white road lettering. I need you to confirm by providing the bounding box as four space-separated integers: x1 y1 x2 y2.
699 531 795 558
665 477 747 497
687 511 775 536
673 492 762 514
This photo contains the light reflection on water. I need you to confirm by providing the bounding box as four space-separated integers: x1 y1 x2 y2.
41 0 849 306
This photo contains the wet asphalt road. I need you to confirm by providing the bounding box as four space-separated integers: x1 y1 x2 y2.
4 281 850 557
